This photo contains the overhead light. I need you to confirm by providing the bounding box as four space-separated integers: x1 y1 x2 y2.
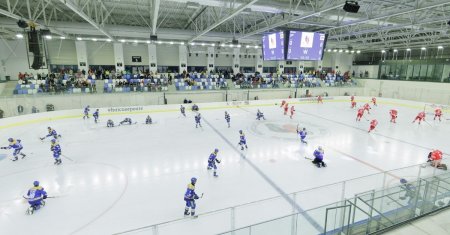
157 41 162 44
60 36 65 40
350 50 355 53
120 39 125 43
190 42 195 46
106 39 112 42
338 49 343 53
16 34 23 39
345 50 349 53
220 43 225 47
45 35 52 40
211 43 215 46
201 43 205 46
180 42 185 45
134 40 138 43
229 44 234 48
406 48 411 51
146 40 150 44
381 50 386 53
169 41 173 45
246 45 250 48
393 49 398 52
254 45 258 49
356 50 361 54
327 49 332 52
77 37 82 41
92 38 97 41
421 47 426 50
333 49 337 52
438 46 444 49
237 44 241 48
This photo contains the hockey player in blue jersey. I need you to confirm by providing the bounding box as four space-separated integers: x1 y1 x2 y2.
256 109 265 120
180 105 186 117
207 149 221 177
1 138 26 161
192 104 199 111
83 105 90 119
25 181 47 215
297 127 307 144
225 111 231 128
184 177 200 217
312 146 326 168
239 130 248 150
51 139 62 165
145 115 153 124
107 119 115 127
120 117 134 125
40 127 61 140
195 113 202 128
93 109 99 123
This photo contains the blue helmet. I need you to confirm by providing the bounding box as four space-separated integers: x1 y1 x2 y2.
214 148 219 153
51 139 57 143
33 181 39 187
8 138 13 142
239 130 243 134
400 178 407 184
48 127 52 130
191 177 197 184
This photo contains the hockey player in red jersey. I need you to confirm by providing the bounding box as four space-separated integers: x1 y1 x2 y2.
368 119 378 133
390 109 398 123
280 100 286 108
351 95 355 102
356 108 364 121
412 111 426 124
363 103 371 114
371 97 377 106
428 149 446 169
290 106 295 119
317 95 323 104
434 108 442 121
284 103 289 115
351 101 357 109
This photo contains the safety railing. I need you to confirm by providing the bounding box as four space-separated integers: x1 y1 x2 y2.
219 171 450 235
112 162 448 235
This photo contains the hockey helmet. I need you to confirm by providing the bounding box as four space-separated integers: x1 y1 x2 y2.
239 130 243 134
400 178 407 184
47 126 52 130
191 177 197 184
318 146 323 151
51 139 57 143
8 138 13 142
33 181 39 187
214 148 219 153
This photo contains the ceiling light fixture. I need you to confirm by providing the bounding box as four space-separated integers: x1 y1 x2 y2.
16 34 23 39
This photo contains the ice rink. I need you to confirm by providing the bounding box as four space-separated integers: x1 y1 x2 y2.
0 96 449 235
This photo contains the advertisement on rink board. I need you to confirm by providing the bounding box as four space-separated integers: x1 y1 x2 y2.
106 106 144 113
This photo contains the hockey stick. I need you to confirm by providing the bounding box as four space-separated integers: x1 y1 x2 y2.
304 156 313 160
61 154 74 162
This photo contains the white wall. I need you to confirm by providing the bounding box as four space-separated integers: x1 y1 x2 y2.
46 40 77 65
352 65 379 78
123 43 149 66
0 40 47 80
87 42 114 65
156 45 178 66
364 79 450 104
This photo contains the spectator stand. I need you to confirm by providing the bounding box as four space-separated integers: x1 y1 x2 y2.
173 74 227 91
103 73 169 93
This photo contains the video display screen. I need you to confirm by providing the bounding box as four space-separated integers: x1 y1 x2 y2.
287 31 327 61
262 32 285 61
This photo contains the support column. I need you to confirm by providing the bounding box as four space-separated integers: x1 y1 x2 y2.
113 43 124 72
232 47 240 74
75 40 88 72
179 45 187 74
255 50 263 74
277 61 285 76
207 46 215 73
148 44 157 73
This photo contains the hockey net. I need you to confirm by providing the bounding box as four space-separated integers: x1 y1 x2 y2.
424 104 450 121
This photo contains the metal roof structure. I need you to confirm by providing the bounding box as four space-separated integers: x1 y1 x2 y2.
1 0 450 52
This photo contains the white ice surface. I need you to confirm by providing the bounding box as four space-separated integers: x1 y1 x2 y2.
0 97 448 235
